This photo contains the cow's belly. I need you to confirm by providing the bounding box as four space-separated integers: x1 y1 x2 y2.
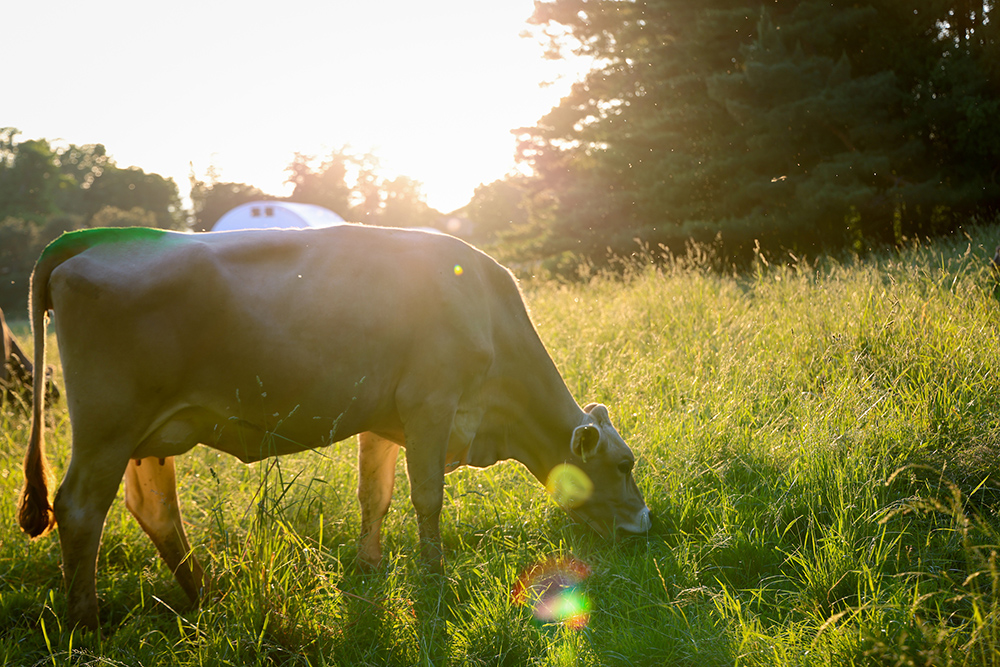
130 396 392 463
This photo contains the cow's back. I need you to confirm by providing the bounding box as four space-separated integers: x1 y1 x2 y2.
45 225 503 455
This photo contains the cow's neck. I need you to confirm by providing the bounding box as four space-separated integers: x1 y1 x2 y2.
471 338 584 482
512 378 583 483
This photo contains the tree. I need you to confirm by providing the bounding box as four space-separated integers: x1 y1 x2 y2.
88 206 158 229
518 0 1000 265
517 1 757 259
0 216 42 315
704 0 1000 246
0 133 182 313
52 142 113 219
379 176 438 229
284 149 441 227
285 150 354 217
702 8 930 250
0 130 70 222
53 142 184 230
189 178 268 232
350 153 387 223
81 164 183 230
465 177 531 242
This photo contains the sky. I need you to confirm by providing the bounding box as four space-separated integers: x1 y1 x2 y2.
7 1 584 213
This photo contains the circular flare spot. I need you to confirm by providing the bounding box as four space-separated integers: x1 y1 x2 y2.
453 264 463 276
512 556 592 629
546 463 593 509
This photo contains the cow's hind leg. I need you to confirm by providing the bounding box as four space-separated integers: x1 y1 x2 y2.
357 432 400 569
124 457 204 604
53 452 131 630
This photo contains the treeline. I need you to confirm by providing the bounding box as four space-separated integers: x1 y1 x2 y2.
189 148 439 232
0 132 440 314
465 0 1000 271
0 129 186 314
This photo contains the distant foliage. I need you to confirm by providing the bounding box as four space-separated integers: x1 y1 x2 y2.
188 179 268 232
189 148 441 233
0 129 184 313
498 0 1000 266
284 148 440 227
89 206 158 229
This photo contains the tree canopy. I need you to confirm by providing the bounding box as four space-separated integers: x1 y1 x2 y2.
491 0 1000 267
190 148 440 232
0 129 186 313
0 130 184 230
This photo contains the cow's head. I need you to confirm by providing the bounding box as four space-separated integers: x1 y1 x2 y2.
556 403 651 536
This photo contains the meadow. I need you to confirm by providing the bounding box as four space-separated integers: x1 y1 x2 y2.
2 227 1000 666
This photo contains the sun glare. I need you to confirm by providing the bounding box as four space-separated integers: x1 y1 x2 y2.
7 0 587 214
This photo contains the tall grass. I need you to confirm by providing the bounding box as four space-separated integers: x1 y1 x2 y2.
2 226 1000 665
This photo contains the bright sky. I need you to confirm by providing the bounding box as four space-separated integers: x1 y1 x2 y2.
7 1 583 213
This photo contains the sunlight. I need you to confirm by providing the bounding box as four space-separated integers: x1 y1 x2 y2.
7 0 588 213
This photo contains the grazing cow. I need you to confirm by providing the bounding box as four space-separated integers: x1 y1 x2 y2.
1 305 58 406
18 225 651 630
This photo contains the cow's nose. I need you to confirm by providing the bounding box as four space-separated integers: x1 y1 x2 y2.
617 506 652 534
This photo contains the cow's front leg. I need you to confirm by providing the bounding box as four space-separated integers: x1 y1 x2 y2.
53 453 129 631
402 434 448 572
357 432 400 569
124 457 204 604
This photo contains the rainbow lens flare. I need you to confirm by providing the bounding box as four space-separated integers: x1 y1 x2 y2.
453 264 464 276
546 464 593 509
512 556 592 629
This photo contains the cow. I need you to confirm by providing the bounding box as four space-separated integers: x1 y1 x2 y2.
17 224 651 630
1 305 58 407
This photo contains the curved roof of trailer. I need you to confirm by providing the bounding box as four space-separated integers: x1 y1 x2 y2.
212 201 344 231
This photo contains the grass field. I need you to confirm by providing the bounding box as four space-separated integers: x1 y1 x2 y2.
3 228 1000 666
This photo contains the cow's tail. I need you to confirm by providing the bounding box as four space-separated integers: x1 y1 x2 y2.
16 238 75 538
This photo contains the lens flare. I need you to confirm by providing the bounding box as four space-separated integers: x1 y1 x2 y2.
512 556 592 629
453 264 463 276
546 463 593 509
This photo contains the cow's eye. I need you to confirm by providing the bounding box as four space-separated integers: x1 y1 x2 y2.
618 460 634 475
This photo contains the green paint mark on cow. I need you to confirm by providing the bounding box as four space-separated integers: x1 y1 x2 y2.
35 227 184 267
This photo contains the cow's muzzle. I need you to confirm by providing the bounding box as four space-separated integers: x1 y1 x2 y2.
617 505 652 535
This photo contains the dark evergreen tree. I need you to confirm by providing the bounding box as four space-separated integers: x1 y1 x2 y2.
704 7 931 251
518 0 1000 264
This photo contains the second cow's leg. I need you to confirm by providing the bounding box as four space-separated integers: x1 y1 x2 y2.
357 431 400 568
123 457 204 604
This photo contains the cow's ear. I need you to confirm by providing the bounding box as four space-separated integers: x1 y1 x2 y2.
571 424 601 463
584 403 611 426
